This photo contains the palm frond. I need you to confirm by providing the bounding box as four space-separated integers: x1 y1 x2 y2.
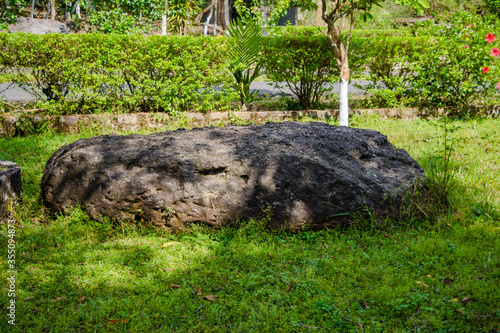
227 18 263 70
226 18 263 107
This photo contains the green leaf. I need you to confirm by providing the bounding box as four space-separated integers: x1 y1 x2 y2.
417 0 430 9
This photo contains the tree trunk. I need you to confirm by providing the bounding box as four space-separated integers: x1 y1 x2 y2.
323 11 350 126
31 0 35 18
261 0 268 25
213 1 218 35
195 0 219 25
223 0 230 29
162 0 167 37
75 1 81 19
50 0 56 20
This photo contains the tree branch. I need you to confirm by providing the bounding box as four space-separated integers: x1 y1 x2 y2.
195 0 219 25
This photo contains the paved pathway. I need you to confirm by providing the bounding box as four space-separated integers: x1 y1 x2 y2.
0 83 33 102
251 81 369 97
0 81 370 102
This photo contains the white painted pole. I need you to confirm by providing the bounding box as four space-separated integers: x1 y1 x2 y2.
339 77 349 127
161 14 167 35
161 0 168 36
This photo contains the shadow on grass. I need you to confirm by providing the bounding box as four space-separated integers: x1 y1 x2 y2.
1 210 499 332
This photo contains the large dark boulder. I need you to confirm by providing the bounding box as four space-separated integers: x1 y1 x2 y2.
0 161 22 218
41 122 426 230
9 17 68 34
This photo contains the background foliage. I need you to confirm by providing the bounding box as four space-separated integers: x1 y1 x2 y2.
262 35 339 109
0 33 236 114
1 19 500 115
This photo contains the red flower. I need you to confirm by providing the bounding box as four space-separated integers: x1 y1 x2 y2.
486 33 495 43
483 67 490 74
465 33 470 37
491 47 500 57
464 45 469 48
498 82 500 90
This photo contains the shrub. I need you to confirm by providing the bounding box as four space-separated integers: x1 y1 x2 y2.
0 33 236 114
88 8 152 34
262 35 339 109
408 12 500 112
351 13 500 112
354 36 431 90
350 35 432 108
92 35 235 114
349 28 414 38
0 33 87 103
268 25 324 37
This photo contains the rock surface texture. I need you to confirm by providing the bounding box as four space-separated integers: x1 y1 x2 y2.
0 161 22 217
42 122 426 230
9 17 69 34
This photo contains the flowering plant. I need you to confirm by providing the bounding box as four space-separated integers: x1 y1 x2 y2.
409 12 500 112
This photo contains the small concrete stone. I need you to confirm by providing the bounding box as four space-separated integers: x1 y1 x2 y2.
0 161 22 218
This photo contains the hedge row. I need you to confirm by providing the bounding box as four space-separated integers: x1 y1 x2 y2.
1 33 352 114
1 29 498 114
0 34 236 114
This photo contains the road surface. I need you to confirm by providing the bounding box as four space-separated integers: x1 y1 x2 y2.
0 81 370 102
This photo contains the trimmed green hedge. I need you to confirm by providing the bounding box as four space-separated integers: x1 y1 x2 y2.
1 28 498 115
0 33 236 114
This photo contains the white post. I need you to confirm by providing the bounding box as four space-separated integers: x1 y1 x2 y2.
161 0 168 36
161 13 167 35
224 0 229 28
339 77 349 127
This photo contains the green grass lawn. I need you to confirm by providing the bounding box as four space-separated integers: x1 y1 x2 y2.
1 115 499 332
